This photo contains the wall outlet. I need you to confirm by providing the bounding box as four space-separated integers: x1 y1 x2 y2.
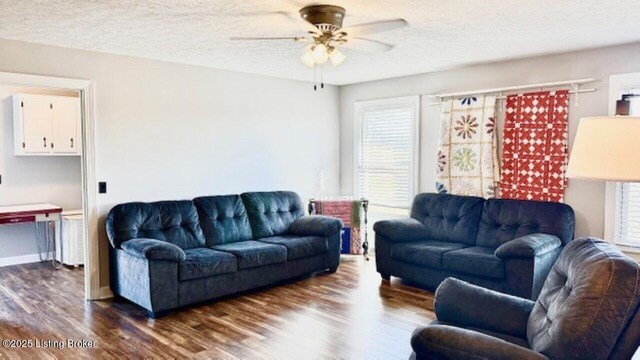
98 182 107 194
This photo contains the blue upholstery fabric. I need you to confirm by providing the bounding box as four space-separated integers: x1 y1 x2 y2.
476 198 575 248
373 218 428 242
410 238 640 360
212 240 287 269
241 191 304 238
107 191 342 316
106 200 205 250
178 254 326 307
324 232 341 271
193 195 253 245
289 215 342 237
495 234 561 259
434 278 534 338
411 325 546 360
410 193 484 245
429 320 530 348
257 235 328 260
121 238 186 262
391 241 468 269
110 248 179 313
375 193 576 299
179 248 237 281
442 246 505 279
527 238 640 359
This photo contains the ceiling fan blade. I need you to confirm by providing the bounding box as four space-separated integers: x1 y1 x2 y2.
342 19 408 37
274 11 322 35
230 36 308 42
342 37 395 52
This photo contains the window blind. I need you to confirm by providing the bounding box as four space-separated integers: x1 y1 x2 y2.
616 95 640 248
357 102 416 209
617 183 640 247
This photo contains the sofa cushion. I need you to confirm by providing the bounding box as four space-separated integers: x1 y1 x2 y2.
241 191 304 238
527 238 640 360
179 248 238 281
391 241 468 269
194 195 253 246
476 198 575 248
257 235 328 260
106 200 205 250
410 193 484 245
442 246 505 279
211 240 287 269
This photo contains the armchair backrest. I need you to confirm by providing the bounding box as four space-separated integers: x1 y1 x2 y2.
106 200 205 250
475 198 575 248
410 193 484 245
241 191 304 238
194 195 253 246
527 238 640 360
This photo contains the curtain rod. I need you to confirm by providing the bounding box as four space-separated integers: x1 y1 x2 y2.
427 88 596 107
425 78 596 99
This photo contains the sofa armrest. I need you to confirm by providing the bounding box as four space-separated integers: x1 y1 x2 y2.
435 278 535 338
495 234 561 259
121 238 186 262
411 325 547 360
373 218 428 243
289 215 342 237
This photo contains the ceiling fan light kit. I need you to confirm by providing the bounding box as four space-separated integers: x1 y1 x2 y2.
230 4 408 90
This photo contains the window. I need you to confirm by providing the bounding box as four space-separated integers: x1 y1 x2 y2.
612 91 640 249
354 96 420 224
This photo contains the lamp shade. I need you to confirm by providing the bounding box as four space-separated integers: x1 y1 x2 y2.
566 116 640 181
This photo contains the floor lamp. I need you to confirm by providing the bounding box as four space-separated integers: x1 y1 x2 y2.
566 116 640 245
566 117 640 182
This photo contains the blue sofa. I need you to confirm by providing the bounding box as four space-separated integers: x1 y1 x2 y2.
374 193 575 299
106 191 342 317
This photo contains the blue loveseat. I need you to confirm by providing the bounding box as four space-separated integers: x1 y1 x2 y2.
106 191 342 317
374 193 575 299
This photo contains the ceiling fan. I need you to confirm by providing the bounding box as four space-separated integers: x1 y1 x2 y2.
230 4 407 86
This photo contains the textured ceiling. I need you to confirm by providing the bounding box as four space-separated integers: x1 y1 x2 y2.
1 0 640 85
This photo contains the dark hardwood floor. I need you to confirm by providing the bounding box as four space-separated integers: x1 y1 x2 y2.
0 256 435 359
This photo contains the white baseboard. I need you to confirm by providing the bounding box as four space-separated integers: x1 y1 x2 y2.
0 253 52 268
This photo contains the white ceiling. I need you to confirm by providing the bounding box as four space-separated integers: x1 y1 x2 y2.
1 0 639 85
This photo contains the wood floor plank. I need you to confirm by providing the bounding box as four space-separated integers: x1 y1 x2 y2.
0 257 435 359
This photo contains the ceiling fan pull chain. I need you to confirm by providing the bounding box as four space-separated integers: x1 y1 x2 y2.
313 65 317 91
321 66 324 89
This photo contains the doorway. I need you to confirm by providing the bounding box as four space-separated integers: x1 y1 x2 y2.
0 72 98 300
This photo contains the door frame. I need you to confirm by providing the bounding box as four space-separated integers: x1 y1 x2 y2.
0 71 100 300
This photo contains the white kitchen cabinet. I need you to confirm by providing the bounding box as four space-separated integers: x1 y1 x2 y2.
13 94 81 156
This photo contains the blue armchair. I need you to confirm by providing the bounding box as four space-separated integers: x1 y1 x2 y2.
411 238 640 360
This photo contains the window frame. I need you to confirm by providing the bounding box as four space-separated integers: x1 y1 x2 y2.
604 73 640 253
353 96 420 210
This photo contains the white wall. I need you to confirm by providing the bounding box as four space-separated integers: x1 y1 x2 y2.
0 86 82 262
0 39 341 286
340 42 640 240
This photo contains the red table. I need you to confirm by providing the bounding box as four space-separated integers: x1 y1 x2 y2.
0 203 63 269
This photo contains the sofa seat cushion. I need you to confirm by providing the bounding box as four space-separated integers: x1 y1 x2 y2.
179 248 238 281
211 240 287 269
257 235 328 260
391 241 468 269
442 246 505 279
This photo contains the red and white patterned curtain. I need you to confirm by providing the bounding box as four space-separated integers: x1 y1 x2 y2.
499 90 569 202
